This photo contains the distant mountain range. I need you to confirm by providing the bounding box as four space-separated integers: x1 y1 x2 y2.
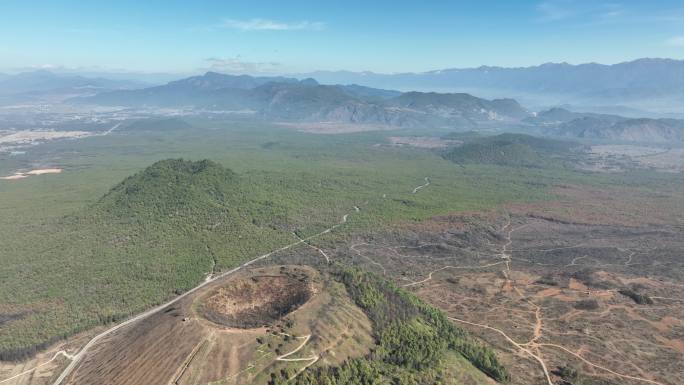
0 70 146 95
4 64 684 142
0 70 147 104
299 58 684 113
71 71 684 140
6 58 684 114
528 108 684 143
75 72 529 128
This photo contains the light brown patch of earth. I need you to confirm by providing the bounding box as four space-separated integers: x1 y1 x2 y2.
387 136 463 149
278 122 395 134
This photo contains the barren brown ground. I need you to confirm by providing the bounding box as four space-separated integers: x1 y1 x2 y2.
387 136 463 149
330 184 684 385
200 273 313 329
42 266 372 385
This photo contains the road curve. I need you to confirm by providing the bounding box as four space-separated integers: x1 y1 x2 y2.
412 177 430 194
0 351 74 385
276 334 319 380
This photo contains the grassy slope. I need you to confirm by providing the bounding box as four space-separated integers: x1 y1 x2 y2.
1 119 681 359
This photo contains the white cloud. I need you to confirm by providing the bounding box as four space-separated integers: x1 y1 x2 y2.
221 18 324 31
665 36 684 46
536 1 629 24
203 56 281 74
598 3 624 20
34 64 59 69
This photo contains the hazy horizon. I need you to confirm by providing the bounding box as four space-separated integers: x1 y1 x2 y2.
3 56 683 80
2 0 684 74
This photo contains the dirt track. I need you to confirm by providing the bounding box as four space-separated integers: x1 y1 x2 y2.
51 214 351 385
2 176 430 385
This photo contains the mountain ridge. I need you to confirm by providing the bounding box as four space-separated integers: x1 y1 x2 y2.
298 58 684 112
527 107 684 143
0 70 147 95
75 72 530 128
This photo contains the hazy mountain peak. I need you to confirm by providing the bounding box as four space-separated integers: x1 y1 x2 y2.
299 77 319 86
0 70 146 96
76 73 530 127
296 58 684 114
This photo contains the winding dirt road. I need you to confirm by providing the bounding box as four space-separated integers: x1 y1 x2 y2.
50 212 353 385
448 316 554 385
412 177 430 194
444 215 667 385
401 261 506 287
2 177 433 385
293 232 331 263
276 334 319 380
0 351 75 385
350 242 387 275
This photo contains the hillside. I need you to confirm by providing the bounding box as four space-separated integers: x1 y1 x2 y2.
166 71 299 91
443 133 580 167
551 116 684 143
0 70 144 96
286 265 509 384
388 92 528 121
74 72 530 128
0 70 148 105
338 83 401 101
300 58 684 111
524 107 624 125
97 159 237 218
523 107 684 143
0 159 293 361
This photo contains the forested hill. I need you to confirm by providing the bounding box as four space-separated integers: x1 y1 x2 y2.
96 159 237 218
443 133 581 168
1 159 293 361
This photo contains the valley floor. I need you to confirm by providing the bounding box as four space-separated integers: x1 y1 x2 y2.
1 120 683 385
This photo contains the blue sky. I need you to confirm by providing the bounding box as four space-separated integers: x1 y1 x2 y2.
1 0 684 74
